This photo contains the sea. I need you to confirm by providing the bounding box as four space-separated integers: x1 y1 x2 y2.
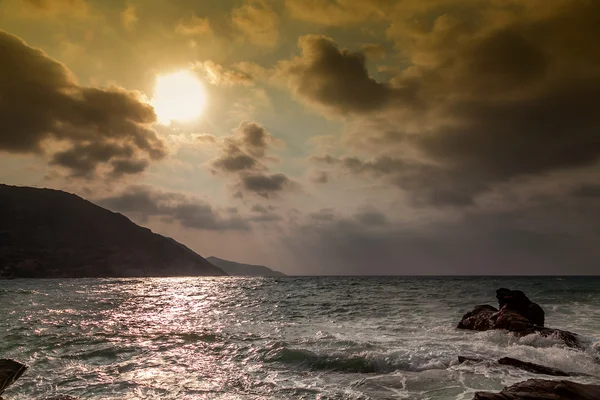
1 277 599 399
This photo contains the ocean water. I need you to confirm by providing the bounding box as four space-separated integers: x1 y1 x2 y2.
1 277 599 400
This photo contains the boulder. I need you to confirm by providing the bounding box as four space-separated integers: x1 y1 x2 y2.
473 379 600 399
496 288 545 327
457 305 498 331
457 289 580 348
0 359 27 396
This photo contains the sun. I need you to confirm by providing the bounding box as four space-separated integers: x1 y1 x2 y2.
152 70 207 124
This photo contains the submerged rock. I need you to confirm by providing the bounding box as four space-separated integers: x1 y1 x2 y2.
457 356 585 377
472 379 600 399
497 357 571 377
0 359 27 396
457 288 580 348
457 305 498 331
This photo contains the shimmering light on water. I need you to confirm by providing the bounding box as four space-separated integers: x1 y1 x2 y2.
1 277 599 399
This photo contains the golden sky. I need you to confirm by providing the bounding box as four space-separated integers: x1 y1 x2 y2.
1 0 600 274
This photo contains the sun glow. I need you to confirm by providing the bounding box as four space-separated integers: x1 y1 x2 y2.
152 70 207 124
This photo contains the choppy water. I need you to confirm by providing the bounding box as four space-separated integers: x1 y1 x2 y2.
1 277 599 399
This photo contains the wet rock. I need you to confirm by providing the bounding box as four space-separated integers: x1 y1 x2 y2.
457 289 580 348
457 305 498 331
496 288 545 327
498 357 571 376
473 379 600 399
0 359 27 396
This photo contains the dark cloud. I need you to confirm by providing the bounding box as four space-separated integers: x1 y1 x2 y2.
239 121 270 157
354 209 388 226
276 35 397 114
212 151 259 173
0 30 166 177
281 198 600 275
249 204 281 222
251 204 269 213
210 121 295 198
97 186 250 231
301 1 600 205
50 142 138 177
110 159 150 176
313 155 407 175
310 171 329 184
210 122 274 174
241 173 292 198
571 184 600 198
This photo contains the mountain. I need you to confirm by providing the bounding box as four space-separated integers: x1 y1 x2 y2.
0 184 226 278
206 256 286 277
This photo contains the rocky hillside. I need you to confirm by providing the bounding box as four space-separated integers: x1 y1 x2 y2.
0 184 226 278
207 256 286 276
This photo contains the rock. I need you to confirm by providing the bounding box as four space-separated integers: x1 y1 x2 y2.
473 379 600 399
457 289 580 348
457 305 498 331
0 359 27 396
496 288 545 327
498 357 572 376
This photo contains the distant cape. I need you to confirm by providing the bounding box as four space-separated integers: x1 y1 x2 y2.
207 256 286 277
0 184 226 278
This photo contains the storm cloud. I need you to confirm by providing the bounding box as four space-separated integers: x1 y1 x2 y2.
98 185 250 231
210 121 295 198
276 35 395 114
300 0 600 205
0 30 166 177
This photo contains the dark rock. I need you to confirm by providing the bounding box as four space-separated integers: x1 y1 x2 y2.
473 379 600 399
458 356 485 364
0 359 27 395
457 305 498 331
498 357 571 376
496 288 545 326
457 289 580 348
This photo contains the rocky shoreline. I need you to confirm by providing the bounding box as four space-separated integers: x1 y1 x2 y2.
2 288 598 399
458 288 600 399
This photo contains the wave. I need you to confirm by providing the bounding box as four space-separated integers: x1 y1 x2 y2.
260 343 448 373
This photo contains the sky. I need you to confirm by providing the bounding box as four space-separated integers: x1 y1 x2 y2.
1 0 599 275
